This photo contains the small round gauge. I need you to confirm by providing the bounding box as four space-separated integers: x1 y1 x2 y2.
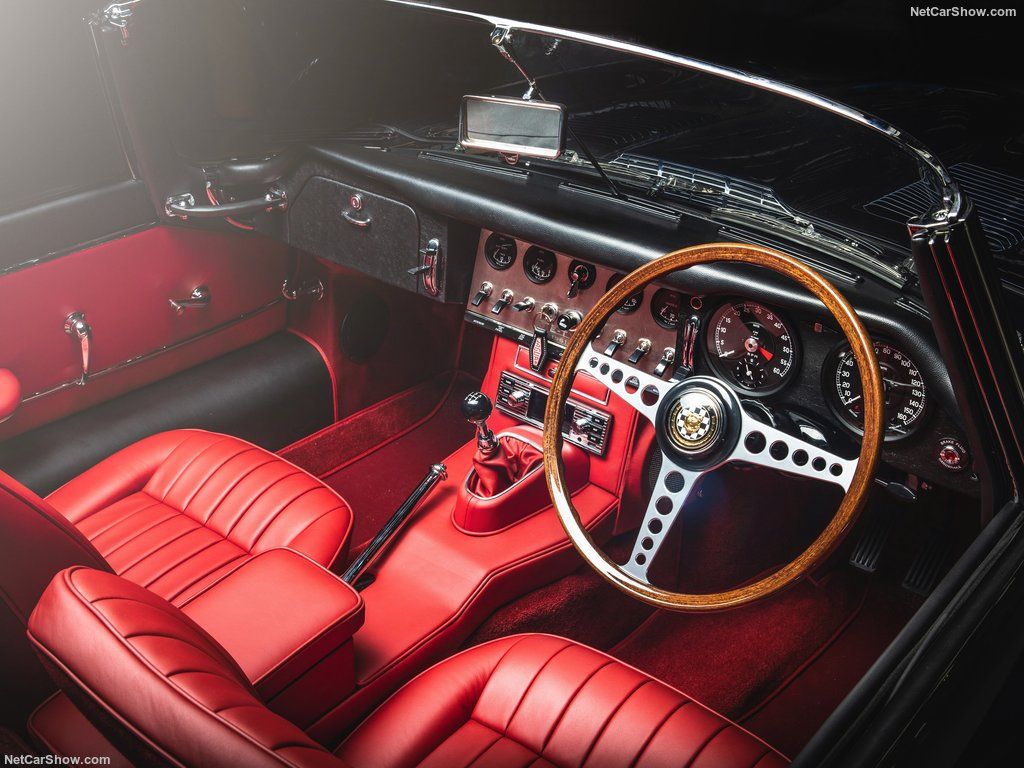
826 341 928 440
650 288 684 329
523 246 557 284
484 233 517 271
706 301 799 394
606 273 643 314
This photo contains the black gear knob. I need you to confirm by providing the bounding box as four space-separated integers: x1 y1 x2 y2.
461 391 493 425
462 391 499 456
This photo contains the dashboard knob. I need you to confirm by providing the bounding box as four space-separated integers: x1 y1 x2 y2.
540 302 559 323
556 310 582 332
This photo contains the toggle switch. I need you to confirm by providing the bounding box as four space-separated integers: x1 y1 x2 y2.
654 347 676 377
604 330 627 356
628 338 652 364
512 297 535 312
491 289 514 315
471 281 493 307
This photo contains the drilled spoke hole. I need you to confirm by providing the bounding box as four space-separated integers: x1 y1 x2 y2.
641 386 661 407
624 376 640 394
812 457 827 472
745 431 766 454
792 449 808 466
769 441 789 460
655 496 673 515
665 471 686 493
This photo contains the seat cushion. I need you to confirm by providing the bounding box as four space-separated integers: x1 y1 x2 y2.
30 566 787 768
338 634 788 768
46 429 352 605
29 567 345 768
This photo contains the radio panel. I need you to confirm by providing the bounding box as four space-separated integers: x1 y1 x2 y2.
496 371 611 456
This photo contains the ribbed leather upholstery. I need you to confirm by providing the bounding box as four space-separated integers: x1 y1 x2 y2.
47 430 352 605
340 634 788 768
29 567 344 768
30 568 787 768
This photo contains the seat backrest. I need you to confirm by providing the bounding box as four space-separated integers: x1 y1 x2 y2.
0 470 110 725
28 566 346 768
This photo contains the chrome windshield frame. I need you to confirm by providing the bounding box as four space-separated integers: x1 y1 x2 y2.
386 0 962 222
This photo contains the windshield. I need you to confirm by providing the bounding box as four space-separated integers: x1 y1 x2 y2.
142 0 955 265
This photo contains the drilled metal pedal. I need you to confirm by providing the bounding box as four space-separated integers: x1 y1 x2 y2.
849 507 898 573
903 528 953 596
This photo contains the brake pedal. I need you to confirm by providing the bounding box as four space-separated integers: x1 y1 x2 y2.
903 528 953 596
849 506 898 573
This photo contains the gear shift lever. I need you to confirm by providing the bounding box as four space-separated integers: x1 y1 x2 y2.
462 391 500 457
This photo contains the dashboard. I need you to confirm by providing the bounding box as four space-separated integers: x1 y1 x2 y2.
465 230 974 494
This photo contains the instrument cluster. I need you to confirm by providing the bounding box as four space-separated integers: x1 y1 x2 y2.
468 231 935 444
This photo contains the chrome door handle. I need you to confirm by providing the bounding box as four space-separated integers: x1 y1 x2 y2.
169 285 211 315
64 312 92 386
341 210 372 228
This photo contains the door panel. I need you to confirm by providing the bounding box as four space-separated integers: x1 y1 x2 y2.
0 226 289 438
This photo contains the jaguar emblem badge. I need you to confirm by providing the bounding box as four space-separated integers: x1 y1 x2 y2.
667 389 722 454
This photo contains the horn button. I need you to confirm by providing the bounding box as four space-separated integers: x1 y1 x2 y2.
657 377 741 467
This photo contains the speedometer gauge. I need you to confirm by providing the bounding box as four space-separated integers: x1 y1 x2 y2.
825 341 928 440
706 301 798 394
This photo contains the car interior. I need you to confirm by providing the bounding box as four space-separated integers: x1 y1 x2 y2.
1 1 1015 766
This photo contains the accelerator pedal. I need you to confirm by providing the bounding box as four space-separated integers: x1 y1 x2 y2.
903 527 954 596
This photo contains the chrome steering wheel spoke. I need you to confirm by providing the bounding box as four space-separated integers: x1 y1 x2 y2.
574 343 673 425
732 408 857 491
621 453 702 584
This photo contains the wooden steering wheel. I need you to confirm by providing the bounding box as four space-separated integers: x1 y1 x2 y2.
543 243 884 611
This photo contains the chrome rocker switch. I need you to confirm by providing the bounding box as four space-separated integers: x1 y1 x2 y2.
628 338 652 364
654 347 676 377
471 281 493 308
604 329 627 356
491 289 514 315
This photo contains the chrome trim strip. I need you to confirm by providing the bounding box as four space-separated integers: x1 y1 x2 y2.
21 296 285 404
387 0 961 218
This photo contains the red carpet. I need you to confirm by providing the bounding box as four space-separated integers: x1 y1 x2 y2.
321 373 478 547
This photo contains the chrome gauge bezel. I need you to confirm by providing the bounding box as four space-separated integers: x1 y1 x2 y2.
483 232 517 271
704 299 801 397
823 339 930 442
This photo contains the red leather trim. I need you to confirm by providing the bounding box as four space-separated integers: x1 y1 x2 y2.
0 226 288 439
0 368 20 423
180 548 364 697
28 567 344 768
454 425 590 534
337 634 788 768
46 430 353 604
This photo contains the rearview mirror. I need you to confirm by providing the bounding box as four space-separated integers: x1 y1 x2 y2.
459 96 567 159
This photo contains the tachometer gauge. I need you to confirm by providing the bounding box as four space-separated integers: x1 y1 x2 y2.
650 288 684 329
706 301 798 394
523 246 557 284
484 233 517 271
826 341 928 440
606 274 643 314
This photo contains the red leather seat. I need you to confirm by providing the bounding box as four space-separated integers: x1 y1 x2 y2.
28 566 788 768
46 429 352 605
0 428 353 731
